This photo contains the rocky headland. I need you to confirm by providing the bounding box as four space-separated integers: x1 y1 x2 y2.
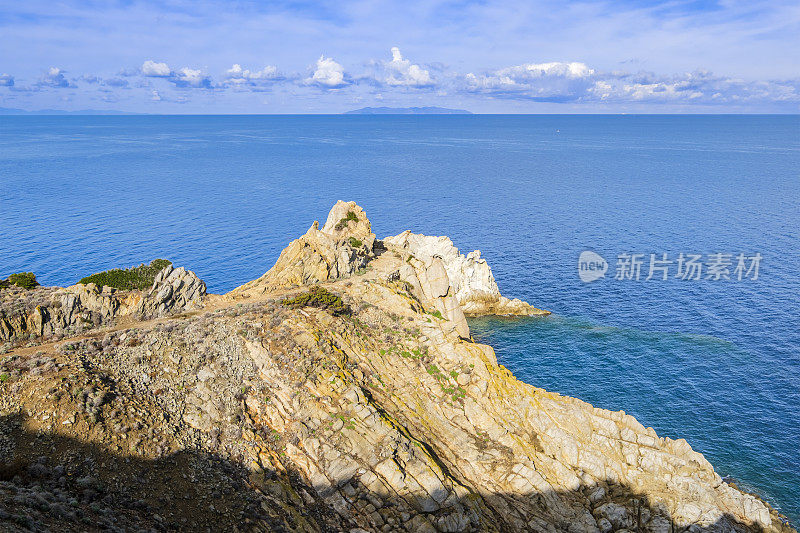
0 202 793 532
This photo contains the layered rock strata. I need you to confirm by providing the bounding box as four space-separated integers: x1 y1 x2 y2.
0 202 792 533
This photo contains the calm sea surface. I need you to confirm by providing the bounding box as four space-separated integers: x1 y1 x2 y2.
1 115 798 521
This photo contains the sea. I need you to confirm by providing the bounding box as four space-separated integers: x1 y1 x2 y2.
1 114 798 522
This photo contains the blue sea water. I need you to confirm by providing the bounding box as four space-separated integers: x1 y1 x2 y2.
1 115 798 522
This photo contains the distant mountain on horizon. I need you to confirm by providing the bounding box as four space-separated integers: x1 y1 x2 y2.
0 107 143 116
344 106 472 115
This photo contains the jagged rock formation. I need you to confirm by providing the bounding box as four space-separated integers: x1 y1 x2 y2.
234 201 545 320
0 202 793 533
136 264 206 319
0 265 206 343
322 199 377 251
384 231 549 316
396 253 471 339
232 200 377 296
0 283 134 343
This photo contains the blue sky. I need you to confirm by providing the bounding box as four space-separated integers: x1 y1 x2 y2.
0 0 798 113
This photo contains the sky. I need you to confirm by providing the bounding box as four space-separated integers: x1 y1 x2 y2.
0 0 798 113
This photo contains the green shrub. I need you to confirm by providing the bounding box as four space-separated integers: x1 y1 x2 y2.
335 211 359 231
281 286 351 316
348 237 363 248
78 259 172 291
5 272 38 290
428 309 444 320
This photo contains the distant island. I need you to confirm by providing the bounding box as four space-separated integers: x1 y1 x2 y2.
344 106 472 115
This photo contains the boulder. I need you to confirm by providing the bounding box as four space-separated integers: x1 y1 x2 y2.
137 264 206 318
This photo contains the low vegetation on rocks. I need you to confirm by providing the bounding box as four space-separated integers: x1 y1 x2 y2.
348 236 363 248
78 259 172 290
2 272 39 290
334 210 359 230
0 201 790 533
280 286 351 316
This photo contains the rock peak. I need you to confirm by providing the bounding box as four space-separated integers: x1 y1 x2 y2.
230 201 378 294
320 200 376 250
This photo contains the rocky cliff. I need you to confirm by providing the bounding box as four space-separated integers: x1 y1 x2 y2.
0 202 792 533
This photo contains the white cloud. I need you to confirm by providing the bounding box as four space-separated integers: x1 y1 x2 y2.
38 67 73 88
464 61 595 101
140 61 213 88
0 74 13 87
306 55 347 88
141 60 171 77
224 64 279 86
587 69 800 105
459 60 800 106
385 47 433 87
466 61 593 89
173 67 212 88
15 55 797 110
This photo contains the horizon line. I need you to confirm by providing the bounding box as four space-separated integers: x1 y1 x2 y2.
3 112 799 116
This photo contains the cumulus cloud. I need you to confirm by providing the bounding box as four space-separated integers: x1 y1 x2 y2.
464 61 594 101
140 60 213 88
587 70 800 105
224 64 280 87
38 67 74 88
384 47 433 87
459 60 800 106
8 55 796 109
306 55 347 88
171 67 213 88
141 60 171 77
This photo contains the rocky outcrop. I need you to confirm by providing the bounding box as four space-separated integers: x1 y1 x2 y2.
0 283 134 343
395 255 471 338
136 264 206 319
0 265 206 344
384 231 549 316
322 199 377 251
0 202 793 532
231 200 378 296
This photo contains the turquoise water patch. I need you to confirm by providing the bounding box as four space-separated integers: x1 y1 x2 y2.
470 314 797 522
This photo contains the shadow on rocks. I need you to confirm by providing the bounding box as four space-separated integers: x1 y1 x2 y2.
0 413 793 533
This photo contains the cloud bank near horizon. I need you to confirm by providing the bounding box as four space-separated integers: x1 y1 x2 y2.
0 0 798 113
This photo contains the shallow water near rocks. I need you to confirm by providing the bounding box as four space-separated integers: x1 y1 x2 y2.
1 114 798 522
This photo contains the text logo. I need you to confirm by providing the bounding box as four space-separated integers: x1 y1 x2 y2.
579 251 608 282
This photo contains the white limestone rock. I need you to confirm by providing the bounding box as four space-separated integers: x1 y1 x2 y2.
383 230 549 316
